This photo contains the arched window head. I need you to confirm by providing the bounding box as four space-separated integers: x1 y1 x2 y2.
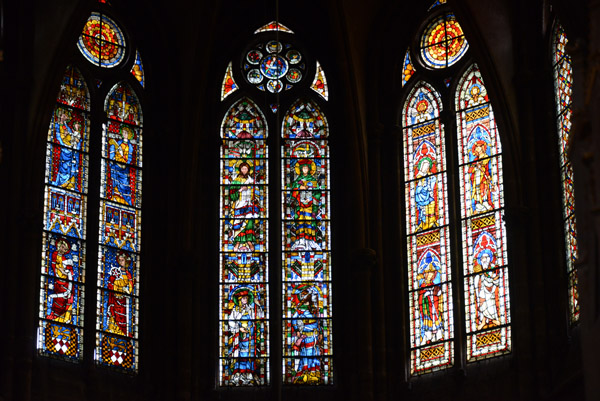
400 1 511 376
552 22 578 323
218 22 333 387
37 4 144 373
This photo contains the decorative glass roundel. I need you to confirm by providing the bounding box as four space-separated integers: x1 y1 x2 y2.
260 55 289 78
420 13 469 69
244 40 305 93
77 12 126 68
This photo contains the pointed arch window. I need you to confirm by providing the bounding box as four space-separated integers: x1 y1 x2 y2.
219 21 333 387
37 3 145 373
551 22 578 323
400 1 511 375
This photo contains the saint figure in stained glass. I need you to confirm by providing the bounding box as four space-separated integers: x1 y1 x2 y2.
289 159 323 250
226 286 265 385
106 251 135 336
414 147 439 231
290 284 324 384
416 250 444 345
473 235 500 330
49 108 86 192
227 161 261 252
467 127 495 214
107 126 135 206
46 238 76 323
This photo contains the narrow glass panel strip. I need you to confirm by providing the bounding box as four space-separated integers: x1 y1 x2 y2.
220 98 270 386
282 99 333 385
553 23 579 323
38 66 90 362
456 64 511 360
96 82 142 372
403 81 454 374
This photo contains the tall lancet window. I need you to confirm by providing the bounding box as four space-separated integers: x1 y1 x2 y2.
219 21 333 387
552 22 579 323
37 3 145 373
400 0 511 375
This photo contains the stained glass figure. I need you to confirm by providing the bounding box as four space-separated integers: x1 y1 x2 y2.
310 61 329 101
220 97 270 386
553 23 579 322
77 12 126 68
403 81 454 374
95 81 142 372
130 49 145 87
282 99 333 385
455 64 511 361
38 66 91 362
402 49 416 87
222 61 239 101
420 13 469 69
254 21 295 34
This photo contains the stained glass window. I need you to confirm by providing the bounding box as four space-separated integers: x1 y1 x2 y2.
403 81 454 374
77 12 126 68
282 99 333 384
38 65 90 362
219 21 333 387
310 61 329 100
402 49 416 87
221 61 239 100
95 82 142 371
130 50 145 87
552 23 579 322
455 65 511 360
401 1 511 376
38 7 143 373
219 97 270 386
254 21 294 34
419 13 468 69
243 40 305 93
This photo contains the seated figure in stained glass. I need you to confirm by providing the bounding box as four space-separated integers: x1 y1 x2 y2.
47 238 75 323
290 159 323 250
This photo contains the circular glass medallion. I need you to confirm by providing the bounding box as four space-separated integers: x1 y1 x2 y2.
286 50 302 64
266 40 283 53
260 55 289 79
420 14 469 69
247 69 263 84
267 79 283 93
247 50 263 65
77 12 126 68
287 69 302 83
